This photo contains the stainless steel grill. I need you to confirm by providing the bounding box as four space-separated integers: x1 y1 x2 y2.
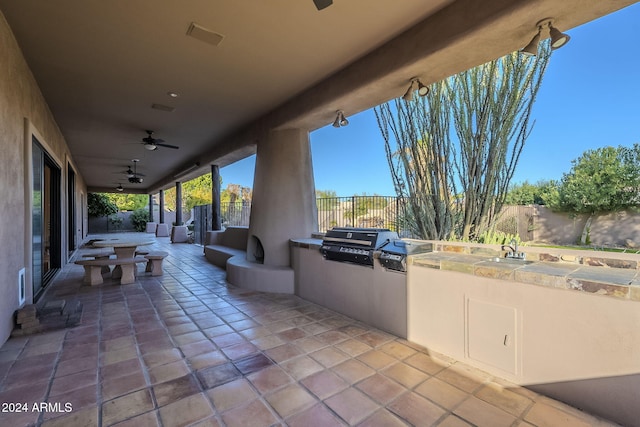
378 239 433 272
320 227 398 267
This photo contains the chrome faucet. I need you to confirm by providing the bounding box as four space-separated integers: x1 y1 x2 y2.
502 239 525 259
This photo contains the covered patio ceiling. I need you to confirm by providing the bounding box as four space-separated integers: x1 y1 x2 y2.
0 0 635 193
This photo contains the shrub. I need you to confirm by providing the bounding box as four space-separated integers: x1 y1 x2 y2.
476 229 522 246
130 209 150 232
109 214 123 230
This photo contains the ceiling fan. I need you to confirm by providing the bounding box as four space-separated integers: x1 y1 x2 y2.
117 163 145 178
142 130 179 151
313 0 333 10
127 159 144 184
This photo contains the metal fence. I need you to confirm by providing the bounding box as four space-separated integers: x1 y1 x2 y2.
192 202 252 245
193 196 413 242
192 199 538 244
192 204 212 245
316 196 408 234
221 201 252 226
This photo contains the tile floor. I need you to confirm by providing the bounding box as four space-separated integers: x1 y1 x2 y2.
0 234 618 426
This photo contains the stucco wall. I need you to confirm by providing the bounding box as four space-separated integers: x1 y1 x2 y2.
0 11 86 345
523 205 640 247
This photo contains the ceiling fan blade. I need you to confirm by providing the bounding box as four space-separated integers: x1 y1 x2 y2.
313 0 332 10
123 169 145 176
155 142 180 149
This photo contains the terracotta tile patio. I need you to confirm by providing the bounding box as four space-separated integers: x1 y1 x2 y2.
0 234 618 426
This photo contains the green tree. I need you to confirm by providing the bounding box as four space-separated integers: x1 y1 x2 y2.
555 144 640 244
375 43 552 241
506 180 559 205
316 189 337 198
221 183 252 204
183 174 213 211
106 193 147 211
88 193 118 217
165 174 227 213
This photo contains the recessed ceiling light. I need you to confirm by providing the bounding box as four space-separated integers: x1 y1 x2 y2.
167 91 179 98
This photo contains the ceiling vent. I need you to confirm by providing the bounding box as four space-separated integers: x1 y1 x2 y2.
151 103 175 112
187 22 225 47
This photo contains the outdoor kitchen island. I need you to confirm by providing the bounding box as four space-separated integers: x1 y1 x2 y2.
292 235 640 426
290 235 415 338
405 243 640 427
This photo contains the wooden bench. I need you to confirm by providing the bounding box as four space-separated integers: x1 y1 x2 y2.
81 250 115 274
144 251 169 276
75 257 148 285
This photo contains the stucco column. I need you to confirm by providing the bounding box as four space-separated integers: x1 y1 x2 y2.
211 164 222 231
175 181 183 225
247 128 317 267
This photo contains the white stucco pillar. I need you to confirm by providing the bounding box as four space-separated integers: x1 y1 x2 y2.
247 128 317 267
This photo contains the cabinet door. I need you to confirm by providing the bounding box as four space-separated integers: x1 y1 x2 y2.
466 298 518 375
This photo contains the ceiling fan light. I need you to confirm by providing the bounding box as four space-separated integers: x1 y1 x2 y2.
116 184 123 192
144 143 157 151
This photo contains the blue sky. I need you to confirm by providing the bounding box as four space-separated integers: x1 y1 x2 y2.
222 3 640 196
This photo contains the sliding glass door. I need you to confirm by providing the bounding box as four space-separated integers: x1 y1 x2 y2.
32 137 61 300
68 165 76 256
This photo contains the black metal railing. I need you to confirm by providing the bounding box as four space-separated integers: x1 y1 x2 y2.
192 196 416 243
220 201 252 227
316 196 409 234
192 198 541 244
192 204 212 245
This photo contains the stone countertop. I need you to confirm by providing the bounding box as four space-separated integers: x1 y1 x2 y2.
411 252 640 301
290 238 323 249
291 237 640 301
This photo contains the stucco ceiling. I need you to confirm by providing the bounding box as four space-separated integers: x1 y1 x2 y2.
0 0 636 193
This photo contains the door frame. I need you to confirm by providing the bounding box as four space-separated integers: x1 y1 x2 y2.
24 119 65 303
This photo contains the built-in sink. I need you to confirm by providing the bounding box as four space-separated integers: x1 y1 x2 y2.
486 257 534 265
